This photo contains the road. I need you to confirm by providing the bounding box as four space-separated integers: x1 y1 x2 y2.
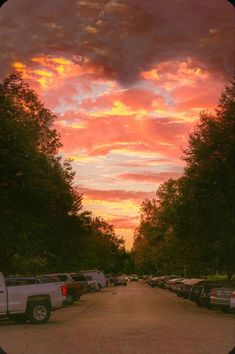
0 281 234 354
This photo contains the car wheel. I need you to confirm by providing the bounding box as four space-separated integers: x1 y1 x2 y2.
8 314 28 323
27 301 51 324
67 294 75 304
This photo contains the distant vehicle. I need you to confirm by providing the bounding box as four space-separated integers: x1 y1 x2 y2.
210 287 235 311
106 274 115 284
130 274 138 281
190 282 223 307
147 276 161 287
45 273 84 304
0 272 67 324
165 278 185 291
177 279 207 299
171 279 186 293
230 290 235 310
80 270 107 288
83 274 100 291
159 275 182 289
114 276 127 286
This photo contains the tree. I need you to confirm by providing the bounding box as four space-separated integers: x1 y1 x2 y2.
0 74 80 273
132 79 235 279
180 79 235 279
0 73 131 275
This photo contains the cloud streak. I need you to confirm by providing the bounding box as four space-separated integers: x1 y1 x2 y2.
119 172 182 184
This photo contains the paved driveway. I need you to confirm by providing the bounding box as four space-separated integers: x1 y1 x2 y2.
0 281 234 354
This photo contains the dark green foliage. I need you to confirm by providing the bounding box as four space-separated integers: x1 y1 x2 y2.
0 73 128 275
132 79 235 279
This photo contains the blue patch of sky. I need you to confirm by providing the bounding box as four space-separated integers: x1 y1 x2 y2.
135 79 176 109
53 81 113 114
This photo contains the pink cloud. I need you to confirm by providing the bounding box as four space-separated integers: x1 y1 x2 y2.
56 115 194 160
78 187 155 203
119 171 182 183
81 88 167 111
108 216 139 229
118 158 181 168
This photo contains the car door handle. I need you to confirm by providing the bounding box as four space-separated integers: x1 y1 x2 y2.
0 290 4 293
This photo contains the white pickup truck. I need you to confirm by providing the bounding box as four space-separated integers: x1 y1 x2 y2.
0 272 67 324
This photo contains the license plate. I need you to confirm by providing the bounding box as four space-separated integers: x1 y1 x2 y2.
218 291 229 297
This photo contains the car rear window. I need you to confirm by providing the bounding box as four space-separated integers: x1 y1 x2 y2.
57 275 68 281
70 274 86 281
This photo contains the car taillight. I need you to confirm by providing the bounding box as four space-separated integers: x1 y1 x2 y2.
231 291 235 298
61 283 68 297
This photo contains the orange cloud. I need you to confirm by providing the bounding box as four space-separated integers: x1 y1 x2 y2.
108 216 138 229
119 172 182 184
12 55 99 91
141 59 210 90
78 187 155 203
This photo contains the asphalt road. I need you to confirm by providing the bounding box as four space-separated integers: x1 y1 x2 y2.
0 281 234 354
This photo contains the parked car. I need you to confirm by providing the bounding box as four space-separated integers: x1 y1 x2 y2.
172 279 187 293
145 275 154 285
147 276 161 287
45 273 84 304
83 274 100 291
230 290 235 310
177 279 207 299
0 272 67 324
165 278 185 291
190 282 223 307
106 274 116 284
159 275 182 288
69 273 90 294
130 274 139 281
114 276 127 286
80 270 107 288
210 287 235 311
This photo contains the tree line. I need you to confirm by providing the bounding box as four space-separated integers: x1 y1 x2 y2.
132 79 235 280
0 73 132 275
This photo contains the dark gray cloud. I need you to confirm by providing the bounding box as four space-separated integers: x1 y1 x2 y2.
0 0 233 83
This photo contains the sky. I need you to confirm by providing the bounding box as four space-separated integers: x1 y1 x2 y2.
0 0 234 249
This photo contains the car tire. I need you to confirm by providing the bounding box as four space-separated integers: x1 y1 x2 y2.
66 294 74 305
27 301 51 324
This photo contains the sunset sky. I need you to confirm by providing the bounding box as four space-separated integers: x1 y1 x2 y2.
0 0 234 249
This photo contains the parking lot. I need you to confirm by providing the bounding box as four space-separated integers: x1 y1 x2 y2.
0 281 234 354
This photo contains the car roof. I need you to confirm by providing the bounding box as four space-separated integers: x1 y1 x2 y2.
184 278 207 285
